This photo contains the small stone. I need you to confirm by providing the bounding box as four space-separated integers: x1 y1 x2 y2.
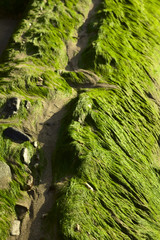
75 224 81 232
36 77 44 86
10 220 21 236
34 163 39 169
3 127 30 143
0 161 12 189
26 175 34 191
33 141 38 148
38 76 43 82
21 148 30 165
84 182 94 191
24 100 31 110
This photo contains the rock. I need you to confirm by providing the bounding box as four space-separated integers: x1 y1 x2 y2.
16 191 31 211
36 77 44 86
84 182 94 191
21 174 33 191
33 141 38 148
34 163 39 169
75 224 81 232
15 193 31 220
10 220 21 236
0 161 12 189
24 165 32 174
26 175 34 191
28 189 35 199
21 148 30 165
4 97 21 118
3 127 30 143
24 100 31 110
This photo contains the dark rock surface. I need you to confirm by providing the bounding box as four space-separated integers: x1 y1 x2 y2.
3 127 30 143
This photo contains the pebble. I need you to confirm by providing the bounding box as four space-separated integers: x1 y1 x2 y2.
10 220 21 236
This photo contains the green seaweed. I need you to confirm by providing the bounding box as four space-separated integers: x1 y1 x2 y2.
1 0 160 239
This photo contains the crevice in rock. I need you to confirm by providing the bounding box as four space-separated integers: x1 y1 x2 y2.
65 0 102 71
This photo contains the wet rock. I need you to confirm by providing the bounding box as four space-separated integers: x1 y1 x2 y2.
4 97 21 118
0 161 12 189
3 127 30 143
21 148 30 165
10 220 21 236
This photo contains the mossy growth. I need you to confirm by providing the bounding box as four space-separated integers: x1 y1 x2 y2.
47 0 160 239
0 0 94 238
1 0 160 239
50 87 160 239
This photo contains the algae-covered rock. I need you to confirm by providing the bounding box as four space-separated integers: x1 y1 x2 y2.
0 161 11 189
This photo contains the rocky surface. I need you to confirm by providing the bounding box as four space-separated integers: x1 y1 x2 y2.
10 220 21 236
0 161 12 189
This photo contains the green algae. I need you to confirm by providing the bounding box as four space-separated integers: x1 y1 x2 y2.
1 0 160 239
0 0 94 238
49 0 160 239
52 88 160 239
